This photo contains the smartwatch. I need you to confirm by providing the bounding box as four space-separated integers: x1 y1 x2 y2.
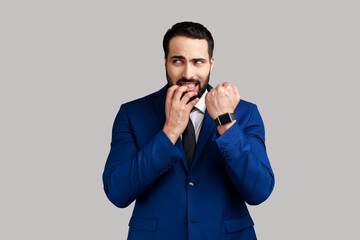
215 113 236 126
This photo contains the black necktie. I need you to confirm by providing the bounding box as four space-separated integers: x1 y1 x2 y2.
183 117 196 167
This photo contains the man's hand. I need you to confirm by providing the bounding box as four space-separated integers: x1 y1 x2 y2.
163 85 199 144
205 82 241 135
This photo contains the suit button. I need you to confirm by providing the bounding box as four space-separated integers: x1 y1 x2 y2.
188 182 195 188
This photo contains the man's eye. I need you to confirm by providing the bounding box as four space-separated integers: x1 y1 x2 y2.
194 60 204 64
173 60 184 65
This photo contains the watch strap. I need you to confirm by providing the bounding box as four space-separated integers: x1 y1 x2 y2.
215 113 236 126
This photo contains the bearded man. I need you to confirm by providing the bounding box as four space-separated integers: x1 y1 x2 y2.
103 21 275 240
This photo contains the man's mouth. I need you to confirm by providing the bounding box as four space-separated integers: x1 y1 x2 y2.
177 81 199 91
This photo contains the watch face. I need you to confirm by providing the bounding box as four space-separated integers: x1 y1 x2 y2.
219 113 231 124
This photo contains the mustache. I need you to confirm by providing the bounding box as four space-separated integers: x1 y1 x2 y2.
176 78 201 85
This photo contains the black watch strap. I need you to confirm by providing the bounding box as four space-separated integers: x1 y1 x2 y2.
215 113 236 126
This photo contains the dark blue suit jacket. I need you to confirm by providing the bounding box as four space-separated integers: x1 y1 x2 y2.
103 84 274 240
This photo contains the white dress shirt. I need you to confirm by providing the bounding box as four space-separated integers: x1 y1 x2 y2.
188 89 208 143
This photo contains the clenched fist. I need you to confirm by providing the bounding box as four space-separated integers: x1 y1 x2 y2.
205 82 241 135
163 85 199 144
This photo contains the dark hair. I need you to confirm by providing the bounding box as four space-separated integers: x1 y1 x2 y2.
163 21 214 59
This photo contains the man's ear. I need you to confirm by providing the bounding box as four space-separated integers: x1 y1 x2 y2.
164 57 167 68
210 57 214 72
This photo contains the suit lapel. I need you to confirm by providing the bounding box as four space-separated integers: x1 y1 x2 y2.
190 109 216 172
175 138 188 172
189 84 215 171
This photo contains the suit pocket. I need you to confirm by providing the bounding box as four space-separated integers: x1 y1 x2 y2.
129 217 158 232
224 214 254 233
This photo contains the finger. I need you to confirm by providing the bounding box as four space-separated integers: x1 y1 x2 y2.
224 83 233 93
186 97 200 111
232 85 239 96
207 89 216 100
205 92 211 104
166 85 179 104
208 88 214 96
222 82 231 88
233 86 241 101
216 85 225 94
173 86 189 102
180 91 198 104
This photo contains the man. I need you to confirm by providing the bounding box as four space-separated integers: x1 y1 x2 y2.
103 21 274 240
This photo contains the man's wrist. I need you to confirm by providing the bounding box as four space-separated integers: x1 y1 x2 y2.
217 120 236 136
163 127 180 145
215 112 236 126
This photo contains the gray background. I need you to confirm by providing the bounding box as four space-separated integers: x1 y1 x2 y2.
1 0 359 239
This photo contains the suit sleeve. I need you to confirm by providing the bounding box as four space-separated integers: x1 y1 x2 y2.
102 104 183 208
214 104 275 205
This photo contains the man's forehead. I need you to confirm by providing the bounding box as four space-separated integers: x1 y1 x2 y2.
168 36 209 58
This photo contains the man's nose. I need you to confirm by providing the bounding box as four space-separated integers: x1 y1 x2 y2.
182 63 195 80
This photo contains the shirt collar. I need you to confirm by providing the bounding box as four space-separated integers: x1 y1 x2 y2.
194 89 207 114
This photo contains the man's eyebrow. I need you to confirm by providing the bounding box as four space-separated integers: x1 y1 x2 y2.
170 56 207 62
192 58 207 62
170 55 185 59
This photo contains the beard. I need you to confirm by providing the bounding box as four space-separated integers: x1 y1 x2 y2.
166 70 210 102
